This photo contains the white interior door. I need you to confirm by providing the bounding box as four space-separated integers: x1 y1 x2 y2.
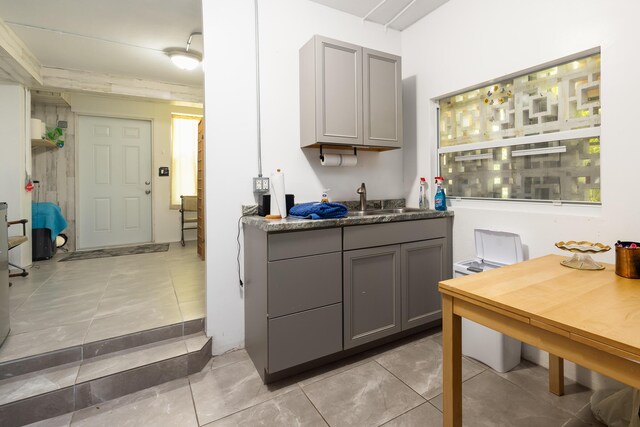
78 116 152 249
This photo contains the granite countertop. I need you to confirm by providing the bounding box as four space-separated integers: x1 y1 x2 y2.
242 209 454 232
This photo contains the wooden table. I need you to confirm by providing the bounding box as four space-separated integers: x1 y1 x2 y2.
439 254 640 427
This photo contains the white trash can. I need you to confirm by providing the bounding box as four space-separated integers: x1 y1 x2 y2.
453 229 524 373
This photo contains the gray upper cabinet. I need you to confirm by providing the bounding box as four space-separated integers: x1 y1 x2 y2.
363 48 402 148
300 36 363 147
344 245 402 350
401 239 446 330
300 35 402 149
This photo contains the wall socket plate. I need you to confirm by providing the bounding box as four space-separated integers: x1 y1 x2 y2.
253 177 270 194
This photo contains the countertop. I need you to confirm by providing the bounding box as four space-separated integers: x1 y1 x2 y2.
242 209 453 232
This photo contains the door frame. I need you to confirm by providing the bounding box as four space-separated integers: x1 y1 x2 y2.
75 113 155 250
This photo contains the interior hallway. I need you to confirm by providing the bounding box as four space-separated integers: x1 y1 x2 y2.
2 241 204 363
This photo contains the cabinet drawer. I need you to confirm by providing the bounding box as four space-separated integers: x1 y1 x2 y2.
268 303 342 373
343 218 446 250
268 228 341 261
268 252 342 318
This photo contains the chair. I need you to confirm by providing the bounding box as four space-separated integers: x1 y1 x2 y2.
8 219 28 278
180 195 197 247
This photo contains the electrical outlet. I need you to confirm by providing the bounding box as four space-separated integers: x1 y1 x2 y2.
253 177 270 194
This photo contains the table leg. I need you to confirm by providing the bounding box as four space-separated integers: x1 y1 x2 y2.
549 354 565 396
442 293 462 427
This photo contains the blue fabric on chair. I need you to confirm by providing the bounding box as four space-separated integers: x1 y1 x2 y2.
32 202 68 240
289 202 348 220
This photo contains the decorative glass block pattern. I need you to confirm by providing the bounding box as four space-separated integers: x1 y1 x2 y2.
439 54 600 147
439 137 601 202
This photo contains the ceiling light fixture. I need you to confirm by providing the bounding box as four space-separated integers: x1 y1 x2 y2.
168 32 203 70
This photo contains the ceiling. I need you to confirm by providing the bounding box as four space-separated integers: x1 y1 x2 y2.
0 0 445 94
308 0 449 30
0 0 203 88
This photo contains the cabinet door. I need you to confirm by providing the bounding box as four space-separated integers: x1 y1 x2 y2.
401 239 446 330
315 36 363 145
344 245 401 349
363 48 402 148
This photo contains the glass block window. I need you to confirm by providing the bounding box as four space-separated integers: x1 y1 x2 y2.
438 52 601 203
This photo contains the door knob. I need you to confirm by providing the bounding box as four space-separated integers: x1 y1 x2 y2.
145 190 151 195
145 181 150 185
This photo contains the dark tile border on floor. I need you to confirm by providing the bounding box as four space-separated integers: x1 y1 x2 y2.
0 318 206 380
83 323 184 359
0 331 212 426
0 346 82 380
183 318 205 335
188 337 212 375
75 355 189 409
0 387 75 427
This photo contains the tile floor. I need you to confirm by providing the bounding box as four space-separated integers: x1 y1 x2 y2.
31 329 606 427
3 242 205 363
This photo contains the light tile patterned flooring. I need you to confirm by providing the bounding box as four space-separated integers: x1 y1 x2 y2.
3 242 205 363
30 329 606 427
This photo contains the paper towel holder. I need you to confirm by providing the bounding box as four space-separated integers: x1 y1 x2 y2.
319 145 357 162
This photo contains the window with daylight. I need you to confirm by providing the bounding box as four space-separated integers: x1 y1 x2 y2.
170 115 201 208
437 51 601 203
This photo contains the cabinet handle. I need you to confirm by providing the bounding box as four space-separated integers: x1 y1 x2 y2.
454 153 492 162
511 146 566 157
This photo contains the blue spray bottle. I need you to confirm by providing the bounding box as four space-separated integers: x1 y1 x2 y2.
434 176 447 211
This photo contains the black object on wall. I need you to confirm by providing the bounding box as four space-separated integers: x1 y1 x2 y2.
159 167 169 177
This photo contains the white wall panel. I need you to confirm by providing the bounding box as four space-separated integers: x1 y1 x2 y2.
202 0 402 354
402 0 637 390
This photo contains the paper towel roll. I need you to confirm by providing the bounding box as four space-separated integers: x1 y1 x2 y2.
340 154 357 167
30 118 42 139
270 169 287 218
321 154 357 167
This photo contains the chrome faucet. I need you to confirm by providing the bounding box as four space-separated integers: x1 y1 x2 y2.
356 182 367 211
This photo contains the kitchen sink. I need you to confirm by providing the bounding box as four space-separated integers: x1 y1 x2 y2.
347 207 424 217
375 208 424 214
347 210 372 217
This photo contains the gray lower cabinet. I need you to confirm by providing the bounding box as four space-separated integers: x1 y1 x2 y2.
245 216 452 382
401 239 446 330
268 303 342 373
343 245 402 350
244 226 344 381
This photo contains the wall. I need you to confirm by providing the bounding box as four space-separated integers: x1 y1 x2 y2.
203 0 402 353
64 93 203 246
0 84 31 267
31 104 76 250
402 0 638 389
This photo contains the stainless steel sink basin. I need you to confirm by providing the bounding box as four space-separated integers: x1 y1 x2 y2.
347 210 372 217
347 207 424 216
375 208 424 214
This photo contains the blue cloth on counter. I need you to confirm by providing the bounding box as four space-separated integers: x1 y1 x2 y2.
289 202 348 220
32 202 68 240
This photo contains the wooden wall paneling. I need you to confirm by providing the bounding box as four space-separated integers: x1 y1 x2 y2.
197 118 205 259
0 16 42 86
41 67 202 104
31 103 76 251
